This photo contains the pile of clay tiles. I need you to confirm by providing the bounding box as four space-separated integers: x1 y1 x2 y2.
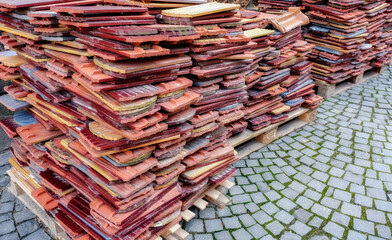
257 0 304 14
237 8 322 131
0 1 250 239
303 0 392 84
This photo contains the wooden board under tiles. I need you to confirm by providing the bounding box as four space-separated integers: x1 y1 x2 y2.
6 165 194 240
7 169 71 240
229 107 318 160
315 64 388 99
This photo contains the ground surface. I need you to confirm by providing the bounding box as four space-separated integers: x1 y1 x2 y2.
0 69 392 239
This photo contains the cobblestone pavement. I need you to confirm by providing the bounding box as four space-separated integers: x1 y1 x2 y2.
0 69 392 240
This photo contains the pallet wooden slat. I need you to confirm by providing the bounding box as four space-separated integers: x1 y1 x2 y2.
229 107 318 160
315 65 386 99
7 170 71 240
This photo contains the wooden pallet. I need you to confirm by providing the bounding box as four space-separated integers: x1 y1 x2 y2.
228 107 317 159
315 65 386 99
6 162 234 240
7 169 71 240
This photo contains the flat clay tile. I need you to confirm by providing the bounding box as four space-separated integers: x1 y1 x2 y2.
16 123 63 145
93 54 191 74
31 187 59 211
51 5 147 14
160 91 200 113
156 77 193 96
0 94 30 111
165 107 196 126
161 2 240 18
108 84 160 102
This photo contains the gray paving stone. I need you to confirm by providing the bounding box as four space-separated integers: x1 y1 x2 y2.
367 187 387 200
194 234 214 240
222 217 241 229
276 198 296 212
304 189 322 201
374 200 392 212
260 234 276 240
311 203 332 219
328 177 350 190
366 209 387 224
0 220 15 235
249 192 267 205
333 189 352 202
308 216 323 228
323 222 345 238
216 206 232 217
329 167 345 178
0 232 19 240
232 228 253 240
252 210 273 224
331 212 350 227
247 224 268 239
347 230 367 240
355 193 373 208
230 204 247 215
274 210 294 224
238 214 256 227
293 208 312 223
13 208 35 224
186 219 204 232
214 231 233 240
244 202 259 213
376 225 391 239
0 202 13 214
16 219 40 237
296 196 314 210
350 184 365 195
341 202 362 218
232 194 252 204
354 218 375 235
280 231 301 240
289 220 312 236
289 181 307 194
204 219 223 232
261 202 280 215
309 235 329 240
265 220 284 236
320 197 341 209
281 188 299 200
265 190 281 202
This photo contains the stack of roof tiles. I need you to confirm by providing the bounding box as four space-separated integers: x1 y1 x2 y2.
238 8 322 131
304 0 392 84
0 1 324 239
0 1 252 239
257 0 304 14
159 2 244 210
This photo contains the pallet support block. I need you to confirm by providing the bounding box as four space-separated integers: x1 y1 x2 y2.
255 127 277 144
316 65 386 98
162 224 189 240
7 173 70 240
230 107 318 160
298 108 317 123
205 192 231 209
193 198 208 210
181 209 196 222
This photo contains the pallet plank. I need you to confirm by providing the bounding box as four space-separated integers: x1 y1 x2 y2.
315 65 386 98
181 209 196 222
232 107 317 159
228 107 309 147
221 180 235 190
